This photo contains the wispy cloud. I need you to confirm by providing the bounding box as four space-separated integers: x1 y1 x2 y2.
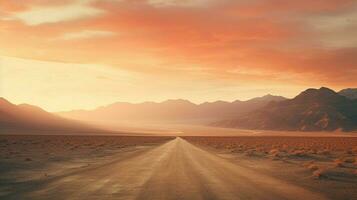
12 0 103 25
59 30 116 40
148 0 214 7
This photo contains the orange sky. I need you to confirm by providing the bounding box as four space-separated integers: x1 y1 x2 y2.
1 0 356 111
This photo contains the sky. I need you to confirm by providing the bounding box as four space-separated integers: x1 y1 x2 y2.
0 0 356 111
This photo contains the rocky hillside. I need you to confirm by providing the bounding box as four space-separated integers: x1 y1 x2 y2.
213 87 357 131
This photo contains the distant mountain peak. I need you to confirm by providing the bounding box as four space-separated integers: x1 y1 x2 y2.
294 87 343 103
162 99 195 105
0 98 95 132
0 97 12 105
248 94 287 102
339 88 357 100
263 94 273 97
342 88 356 90
18 103 47 113
319 87 337 94
299 87 331 95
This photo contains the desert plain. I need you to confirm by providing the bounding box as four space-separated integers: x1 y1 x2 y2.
1 129 356 200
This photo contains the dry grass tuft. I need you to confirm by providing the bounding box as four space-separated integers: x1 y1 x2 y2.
334 157 356 168
317 150 330 156
342 157 355 163
307 164 319 171
269 149 279 155
334 159 344 167
25 157 32 161
291 150 307 157
312 169 325 179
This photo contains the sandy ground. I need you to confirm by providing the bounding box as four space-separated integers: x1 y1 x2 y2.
0 135 172 198
2 136 354 199
185 136 357 200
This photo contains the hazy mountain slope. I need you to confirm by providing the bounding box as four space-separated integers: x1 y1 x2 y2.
0 98 96 132
61 99 198 121
213 87 357 131
58 95 287 122
195 95 287 120
339 88 357 100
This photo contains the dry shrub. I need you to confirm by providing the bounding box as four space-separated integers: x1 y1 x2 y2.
342 157 355 163
225 144 235 149
269 149 279 155
245 149 256 156
317 150 330 156
303 161 314 167
25 158 32 161
269 149 282 160
303 161 319 171
291 150 307 157
345 149 353 155
312 169 323 179
334 159 344 167
352 147 357 154
312 168 329 179
231 148 243 153
307 164 319 171
308 149 317 154
334 157 356 167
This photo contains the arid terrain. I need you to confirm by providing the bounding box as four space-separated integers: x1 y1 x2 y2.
184 136 357 199
0 135 173 199
1 134 356 200
2 0 357 198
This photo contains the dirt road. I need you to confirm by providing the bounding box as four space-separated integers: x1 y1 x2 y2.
5 138 328 200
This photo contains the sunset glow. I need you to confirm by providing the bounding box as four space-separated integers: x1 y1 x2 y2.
1 0 356 111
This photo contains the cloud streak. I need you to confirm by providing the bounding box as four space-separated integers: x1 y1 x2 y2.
1 0 356 110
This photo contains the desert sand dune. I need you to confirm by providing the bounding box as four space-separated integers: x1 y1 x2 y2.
2 137 328 200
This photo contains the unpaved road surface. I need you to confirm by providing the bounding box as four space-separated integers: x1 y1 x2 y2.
4 138 328 200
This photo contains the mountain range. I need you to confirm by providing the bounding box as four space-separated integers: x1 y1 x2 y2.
338 88 357 100
0 98 98 133
57 94 287 122
214 87 357 131
1 87 356 133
